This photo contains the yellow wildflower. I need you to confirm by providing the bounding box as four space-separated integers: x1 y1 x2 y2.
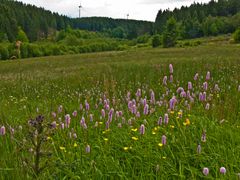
103 138 108 141
132 137 139 141
60 146 66 150
185 119 190 125
99 122 103 125
123 147 129 151
158 143 163 147
152 131 156 135
131 128 138 132
178 111 182 115
47 136 52 140
170 111 174 114
170 125 175 129
74 143 78 147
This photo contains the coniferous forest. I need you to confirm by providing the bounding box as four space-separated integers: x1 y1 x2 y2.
0 0 240 60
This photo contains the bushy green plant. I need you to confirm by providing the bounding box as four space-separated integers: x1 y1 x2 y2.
152 35 161 48
233 28 240 43
0 45 9 60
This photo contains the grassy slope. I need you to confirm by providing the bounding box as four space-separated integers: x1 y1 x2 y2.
0 44 240 179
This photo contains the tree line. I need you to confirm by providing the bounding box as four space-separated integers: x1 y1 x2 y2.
0 0 153 42
154 0 240 40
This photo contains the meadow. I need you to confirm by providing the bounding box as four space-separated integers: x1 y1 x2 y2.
0 44 240 179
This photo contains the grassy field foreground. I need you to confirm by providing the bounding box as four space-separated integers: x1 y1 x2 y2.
0 44 240 179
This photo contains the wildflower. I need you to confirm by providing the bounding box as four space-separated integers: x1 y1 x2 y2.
58 105 63 113
163 76 167 85
59 146 66 150
150 90 155 104
101 109 105 118
72 110 77 117
205 103 210 110
136 88 141 97
158 117 162 126
238 85 240 92
74 143 78 147
188 82 193 90
47 136 52 140
51 121 57 129
105 121 110 130
123 147 129 151
152 131 156 135
158 143 163 147
177 87 184 94
118 123 122 128
197 144 201 154
51 112 57 118
136 111 140 118
65 114 71 128
183 118 190 126
164 114 169 125
162 135 167 145
169 64 173 74
178 110 183 118
10 127 14 135
206 71 211 81
85 102 90 111
220 167 226 174
170 125 175 129
73 133 77 139
201 130 206 142
85 145 91 153
79 104 83 110
169 75 173 83
140 124 145 135
180 91 186 98
203 82 208 91
202 167 209 176
132 137 139 141
132 104 137 114
60 123 64 129
214 84 220 92
194 73 199 81
103 138 108 141
169 97 177 110
89 114 93 122
0 126 6 135
143 104 149 115
131 128 138 132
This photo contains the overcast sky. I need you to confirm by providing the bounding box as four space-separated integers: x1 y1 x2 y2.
18 0 211 21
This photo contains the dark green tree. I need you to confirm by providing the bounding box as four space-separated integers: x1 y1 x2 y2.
162 17 178 48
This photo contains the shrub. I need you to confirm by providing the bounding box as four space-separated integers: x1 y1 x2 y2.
0 45 9 60
28 44 42 57
233 28 240 43
152 35 161 48
20 43 29 58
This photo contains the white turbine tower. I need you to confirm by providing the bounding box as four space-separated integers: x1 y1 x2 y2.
79 3 82 18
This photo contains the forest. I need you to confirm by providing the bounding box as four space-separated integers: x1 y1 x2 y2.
0 0 240 60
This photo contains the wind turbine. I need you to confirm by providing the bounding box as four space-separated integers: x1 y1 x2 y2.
79 3 82 18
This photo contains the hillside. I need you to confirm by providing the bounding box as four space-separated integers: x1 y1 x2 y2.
0 0 153 42
155 0 240 39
